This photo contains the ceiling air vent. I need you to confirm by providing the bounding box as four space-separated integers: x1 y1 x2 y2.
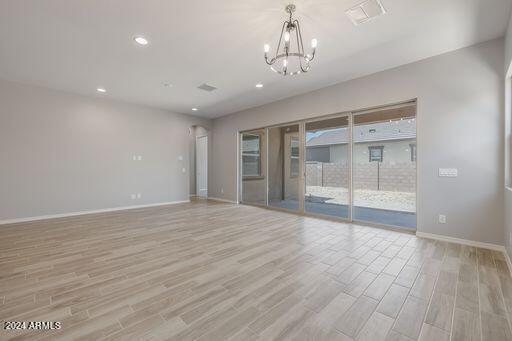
197 83 218 92
346 0 386 26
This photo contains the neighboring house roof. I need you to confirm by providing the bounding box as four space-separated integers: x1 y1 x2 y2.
307 119 416 146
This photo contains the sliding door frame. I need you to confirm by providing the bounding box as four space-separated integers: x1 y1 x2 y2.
303 112 352 223
350 101 418 230
237 99 417 232
264 122 304 215
238 129 268 208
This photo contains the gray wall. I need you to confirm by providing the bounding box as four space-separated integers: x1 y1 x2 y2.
504 14 512 259
211 39 505 245
0 79 211 221
506 15 512 75
506 186 512 262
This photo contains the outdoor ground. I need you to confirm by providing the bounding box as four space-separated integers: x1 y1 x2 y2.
305 186 416 212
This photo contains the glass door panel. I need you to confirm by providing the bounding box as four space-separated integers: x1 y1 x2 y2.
352 105 417 229
268 124 300 211
305 116 350 218
240 129 267 206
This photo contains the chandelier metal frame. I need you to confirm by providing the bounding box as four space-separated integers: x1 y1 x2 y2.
264 4 317 76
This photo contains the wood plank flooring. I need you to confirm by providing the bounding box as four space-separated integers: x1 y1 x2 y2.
1 200 511 340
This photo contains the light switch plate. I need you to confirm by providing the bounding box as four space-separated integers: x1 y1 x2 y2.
439 168 458 177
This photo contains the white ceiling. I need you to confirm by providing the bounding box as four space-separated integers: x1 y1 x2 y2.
0 0 511 118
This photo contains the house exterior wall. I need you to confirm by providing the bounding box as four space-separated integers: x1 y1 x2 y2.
354 140 415 163
243 128 300 204
329 145 348 163
267 128 283 202
241 129 266 204
283 132 300 201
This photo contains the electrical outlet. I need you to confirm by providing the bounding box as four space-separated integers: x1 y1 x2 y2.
136 193 141 199
182 168 186 173
438 214 446 224
132 155 137 161
137 155 142 161
178 155 183 161
131 194 136 200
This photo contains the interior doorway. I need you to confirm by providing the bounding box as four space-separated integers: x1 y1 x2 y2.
196 135 208 198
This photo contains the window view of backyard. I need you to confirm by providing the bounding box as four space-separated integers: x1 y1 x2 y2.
241 130 267 206
305 116 350 218
240 105 417 229
306 107 417 229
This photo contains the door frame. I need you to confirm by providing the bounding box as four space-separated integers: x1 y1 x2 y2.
195 135 208 198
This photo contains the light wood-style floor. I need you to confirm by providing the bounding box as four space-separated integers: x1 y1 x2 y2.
1 200 511 341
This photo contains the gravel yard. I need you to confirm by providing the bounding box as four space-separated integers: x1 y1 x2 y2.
305 186 416 212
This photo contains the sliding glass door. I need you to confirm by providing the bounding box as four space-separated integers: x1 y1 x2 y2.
240 129 266 206
239 102 417 230
268 124 301 211
352 105 417 228
305 116 350 218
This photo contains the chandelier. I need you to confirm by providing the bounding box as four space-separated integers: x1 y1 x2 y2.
264 4 317 76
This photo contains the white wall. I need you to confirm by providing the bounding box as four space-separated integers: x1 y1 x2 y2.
0 79 211 221
211 39 505 245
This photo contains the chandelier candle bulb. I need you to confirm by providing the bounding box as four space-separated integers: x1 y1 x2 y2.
311 38 318 49
264 44 270 53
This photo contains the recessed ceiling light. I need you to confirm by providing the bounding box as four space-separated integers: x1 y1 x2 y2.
133 36 149 46
256 83 263 88
192 108 198 111
97 88 106 93
197 83 217 92
163 82 172 87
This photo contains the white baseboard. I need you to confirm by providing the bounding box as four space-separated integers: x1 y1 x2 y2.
0 200 190 225
416 231 505 252
417 232 512 276
207 197 238 204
